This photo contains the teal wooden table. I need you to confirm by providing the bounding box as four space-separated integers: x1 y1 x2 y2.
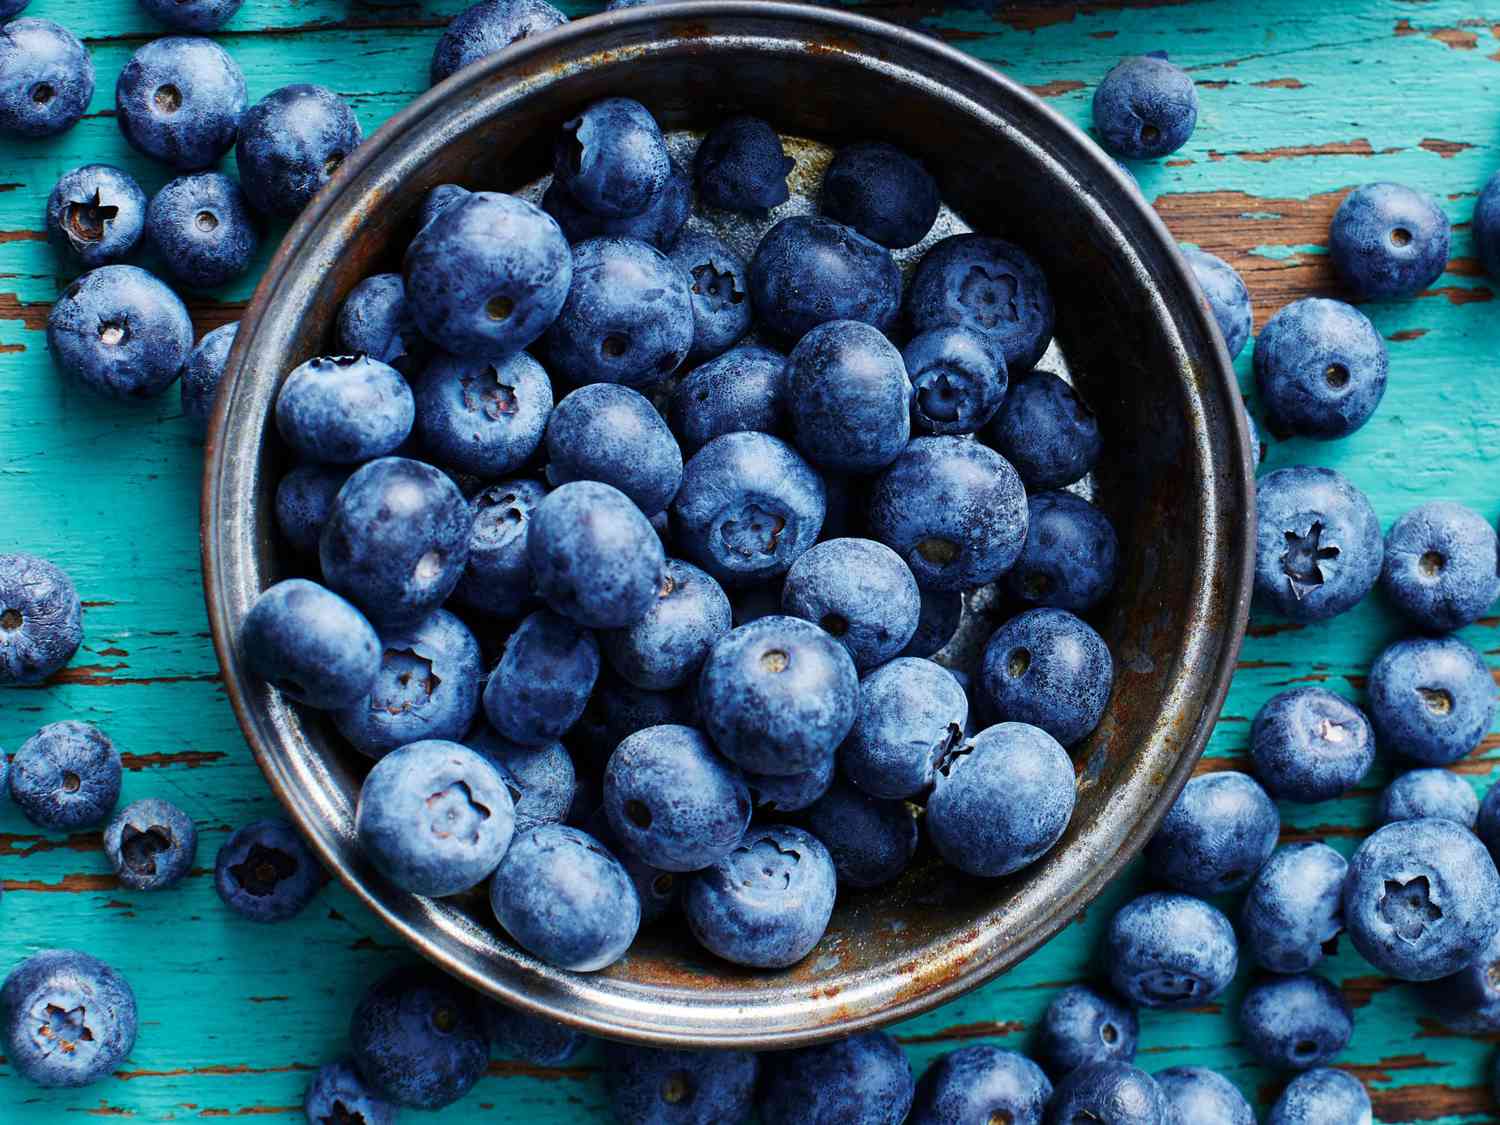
3 0 1500 1119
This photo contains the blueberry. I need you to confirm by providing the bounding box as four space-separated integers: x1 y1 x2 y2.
213 818 325 922
697 615 858 775
1036 985 1138 1078
1241 842 1348 974
147 172 259 289
1045 1061 1168 1125
451 479 546 619
694 114 793 212
406 191 570 358
482 609 600 745
1474 171 1500 281
671 431 826 585
869 436 1028 591
666 228 752 361
10 721 120 831
907 234 1054 372
1368 635 1497 766
1253 466 1383 621
348 965 489 1109
181 321 239 434
545 383 682 516
138 0 243 31
604 1042 758 1125
670 345 788 454
336 273 426 374
1092 53 1197 159
927 721 1074 877
236 84 362 217
303 1057 396 1125
603 559 730 690
901 326 1008 437
1479 783 1500 866
418 182 470 232
743 755 836 814
842 657 966 800
684 822 836 967
1426 925 1500 1032
1254 299 1388 439
355 738 516 896
981 608 1112 747
1106 892 1238 1009
1239 974 1353 1071
1249 687 1374 802
0 0 22 17
529 480 665 628
1267 1068 1371 1125
604 723 749 871
984 370 1100 490
429 0 567 86
273 464 348 556
1155 1067 1253 1125
1380 501 1500 631
482 1000 588 1065
241 578 381 710
468 724 575 834
804 777 918 889
414 349 551 477
1345 817 1500 980
544 236 695 387
334 608 482 756
115 37 244 169
781 538 920 670
553 97 670 218
785 319 911 473
1330 181 1450 299
907 1045 1052 1125
1380 768 1478 827
46 164 146 267
748 216 901 342
277 355 415 465
1181 245 1252 360
320 457 473 627
822 141 940 250
585 806 681 924
0 950 136 1088
901 589 963 658
47 264 193 400
1002 492 1119 613
490 823 640 970
1147 771 1279 895
0 18 94 138
103 797 197 892
760 1030 914 1125
0 553 82 685
543 157 691 248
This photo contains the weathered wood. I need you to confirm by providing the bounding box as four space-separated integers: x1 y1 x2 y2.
3 0 1500 1119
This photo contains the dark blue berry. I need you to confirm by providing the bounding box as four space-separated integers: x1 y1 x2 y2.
842 656 966 800
902 325 1008 436
1426 926 1500 1032
429 0 567 85
822 141 939 249
10 721 120 831
781 537 920 671
907 234 1054 372
482 1001 588 1065
907 1045 1052 1125
1368 635 1497 766
667 228 751 360
1267 1068 1370 1125
1474 171 1500 281
336 272 426 374
1253 466 1382 621
748 216 900 342
451 479 546 619
1045 1061 1168 1125
1380 768 1478 828
0 18 94 138
787 319 911 473
1254 299 1388 439
529 480 664 628
469 723 576 835
0 553 82 685
1330 182 1450 299
1380 501 1500 631
115 37 245 169
901 588 963 658
348 965 489 1109
181 321 239 434
1001 491 1119 613
213 818 325 922
1256 691 1375 804
1036 985 1138 1078
1 950 136 1088
1147 771 1279 895
1092 53 1198 158
47 264 193 400
235 83 362 216
553 97 670 218
804 777 917 888
694 115 793 212
146 172 259 288
240 578 380 710
984 370 1100 490
603 1043 758 1125
542 157 691 248
46 164 146 267
1241 842 1347 974
759 1030 914 1125
670 344 788 454
545 383 682 516
603 558 730 690
303 1058 395 1125
272 463 347 556
1156 1067 1253 1125
1106 892 1238 1009
482 609 600 746
1239 974 1353 1070
980 608 1112 747
742 755 835 815
414 349 552 477
103 797 197 891
138 0 243 32
1181 244 1252 359
276 354 414 465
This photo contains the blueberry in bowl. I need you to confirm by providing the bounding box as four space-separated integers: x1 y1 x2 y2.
203 3 1250 1048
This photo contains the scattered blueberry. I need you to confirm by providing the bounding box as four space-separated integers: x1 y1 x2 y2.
1330 181 1450 300
430 0 567 86
683 823 836 968
787 319 911 473
1253 465 1383 621
181 321 239 434
545 383 683 516
0 18 94 138
907 234 1054 372
902 325 1008 436
1241 842 1348 974
482 608 600 746
1254 298 1388 439
1036 984 1138 1078
603 558 731 690
103 797 197 891
415 349 551 477
115 36 245 170
980 608 1112 747
1155 1067 1253 1125
1426 925 1500 1033
1266 1067 1371 1125
213 818 325 922
0 950 137 1088
1181 244 1252 359
146 172 259 289
303 1057 396 1125
759 1030 914 1125
1147 770 1280 895
907 1045 1052 1125
1239 973 1353 1070
47 264 193 400
1001 491 1119 613
482 1000 588 1065
1367 634 1497 766
1044 1060 1169 1125
1380 768 1478 827
1250 686 1375 802
694 114 793 212
10 721 120 831
804 778 918 889
603 1042 758 1125
822 141 940 250
45 164 146 267
984 370 1100 491
781 538 920 671
748 215 901 341
1474 171 1500 282
0 552 83 685
1380 500 1500 631
1092 52 1198 158
348 965 490 1110
236 83 363 216
1106 892 1238 1009
670 344 789 455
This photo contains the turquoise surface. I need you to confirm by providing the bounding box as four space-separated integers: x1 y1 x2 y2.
1 0 1498 1118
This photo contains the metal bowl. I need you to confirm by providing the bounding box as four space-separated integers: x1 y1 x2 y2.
202 1 1254 1049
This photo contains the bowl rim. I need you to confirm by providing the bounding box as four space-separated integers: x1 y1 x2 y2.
202 0 1255 1047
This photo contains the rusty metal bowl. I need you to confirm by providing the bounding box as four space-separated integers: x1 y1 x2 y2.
202 1 1254 1048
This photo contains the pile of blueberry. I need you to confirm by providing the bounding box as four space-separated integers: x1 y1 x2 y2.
6 0 1500 1118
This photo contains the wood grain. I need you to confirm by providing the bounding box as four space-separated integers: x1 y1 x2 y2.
2 0 1499 1120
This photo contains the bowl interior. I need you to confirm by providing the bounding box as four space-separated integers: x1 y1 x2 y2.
203 3 1252 1048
